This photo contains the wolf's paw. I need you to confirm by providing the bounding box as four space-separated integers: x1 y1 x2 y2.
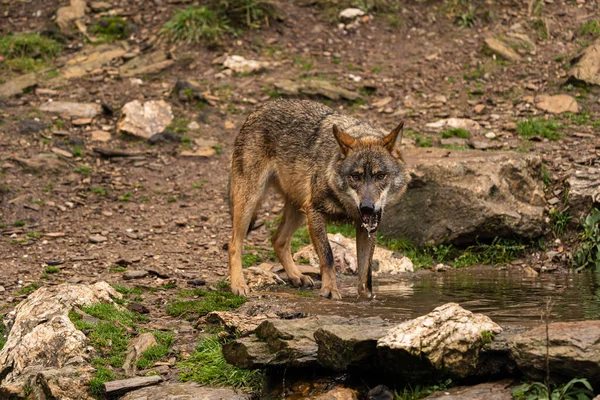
231 282 250 297
319 286 342 300
357 287 373 299
289 274 314 288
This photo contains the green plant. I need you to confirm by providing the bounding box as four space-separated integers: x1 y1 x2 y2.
512 378 594 400
456 6 476 28
517 119 561 141
579 20 600 37
136 331 174 370
74 166 91 176
242 252 263 268
14 220 25 227
108 266 127 272
453 238 526 268
394 379 453 400
89 17 132 41
72 145 83 157
441 128 471 139
481 330 495 345
45 266 60 274
161 7 230 44
119 191 132 202
415 135 433 148
165 290 246 319
573 208 600 271
0 33 61 72
91 187 107 196
178 335 264 390
0 320 6 351
19 282 41 295
550 209 569 237
206 0 275 29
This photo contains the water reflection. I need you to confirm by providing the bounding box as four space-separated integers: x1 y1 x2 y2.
281 267 600 326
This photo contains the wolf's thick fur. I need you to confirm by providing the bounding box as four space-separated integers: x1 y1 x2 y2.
229 99 411 299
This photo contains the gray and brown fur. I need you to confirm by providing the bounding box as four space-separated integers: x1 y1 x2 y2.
228 99 411 299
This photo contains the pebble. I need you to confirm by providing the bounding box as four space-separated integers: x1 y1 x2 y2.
88 235 107 243
123 270 149 280
485 131 497 139
187 279 206 286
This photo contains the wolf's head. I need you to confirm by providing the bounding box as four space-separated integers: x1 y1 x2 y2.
331 122 411 233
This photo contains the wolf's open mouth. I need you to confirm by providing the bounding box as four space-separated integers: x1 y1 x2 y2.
360 209 382 233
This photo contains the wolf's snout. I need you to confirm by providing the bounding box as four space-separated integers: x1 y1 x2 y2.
359 201 375 215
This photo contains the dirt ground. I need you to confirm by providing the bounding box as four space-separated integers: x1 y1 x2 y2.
1 0 599 348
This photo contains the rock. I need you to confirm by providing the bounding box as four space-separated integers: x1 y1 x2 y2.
569 38 600 86
510 321 600 386
440 138 469 147
378 303 502 379
474 104 486 114
223 55 270 74
367 385 394 400
88 234 107 243
119 50 174 77
180 148 217 157
56 0 86 32
0 73 37 98
426 118 481 133
314 317 390 371
423 380 514 399
338 8 365 22
188 121 200 131
201 311 268 335
567 167 600 219
302 80 360 101
148 131 181 144
40 101 102 118
244 266 285 288
10 154 67 173
485 131 497 139
19 119 46 134
117 100 173 140
62 44 129 79
90 130 111 142
381 148 547 246
89 1 111 11
273 79 301 96
52 147 73 158
484 38 522 62
171 78 205 103
123 270 149 280
535 94 579 114
123 333 158 376
0 282 120 399
120 382 251 400
468 139 503 150
293 233 413 276
127 303 149 314
315 387 358 400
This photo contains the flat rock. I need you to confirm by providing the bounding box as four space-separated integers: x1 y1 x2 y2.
117 100 173 139
0 282 120 399
535 94 579 114
378 303 502 379
567 167 600 219
171 78 205 103
200 311 268 336
123 270 149 280
0 73 37 98
123 333 158 377
62 44 129 79
315 387 358 400
90 130 111 142
339 8 365 22
509 321 600 386
303 80 360 101
19 119 46 134
381 148 547 245
423 381 514 399
120 382 250 400
40 101 102 118
440 137 469 147
223 55 271 74
569 38 600 86
119 50 174 77
426 118 481 132
88 234 107 243
293 233 414 275
484 38 522 62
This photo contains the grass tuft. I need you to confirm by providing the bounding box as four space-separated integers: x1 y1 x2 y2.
89 17 133 42
441 128 471 139
165 290 246 319
161 7 230 45
178 335 264 390
573 208 600 271
136 331 174 370
517 119 561 141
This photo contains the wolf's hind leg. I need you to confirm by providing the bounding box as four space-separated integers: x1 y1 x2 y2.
229 172 269 296
271 201 314 288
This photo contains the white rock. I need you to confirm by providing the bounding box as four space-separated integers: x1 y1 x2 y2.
117 100 173 139
40 101 102 118
425 117 481 132
223 55 270 74
485 131 497 139
339 8 365 22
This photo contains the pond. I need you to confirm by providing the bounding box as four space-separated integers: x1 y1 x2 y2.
271 266 600 326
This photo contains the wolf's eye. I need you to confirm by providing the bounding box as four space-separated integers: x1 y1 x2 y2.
350 174 361 182
376 173 386 181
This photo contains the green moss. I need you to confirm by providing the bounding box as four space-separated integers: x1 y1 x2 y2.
19 282 41 295
45 266 60 274
241 253 263 268
89 17 132 41
178 335 263 390
166 290 246 319
441 128 471 139
112 284 143 296
579 20 600 37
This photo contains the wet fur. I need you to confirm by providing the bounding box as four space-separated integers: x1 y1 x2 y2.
228 99 411 299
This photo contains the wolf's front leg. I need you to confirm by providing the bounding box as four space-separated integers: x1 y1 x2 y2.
356 224 376 298
305 208 341 300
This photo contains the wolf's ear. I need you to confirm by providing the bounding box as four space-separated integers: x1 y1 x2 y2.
333 125 356 156
382 121 404 152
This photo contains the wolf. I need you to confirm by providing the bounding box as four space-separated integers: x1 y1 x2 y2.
228 99 411 299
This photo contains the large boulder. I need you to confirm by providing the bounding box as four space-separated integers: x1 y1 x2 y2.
117 100 173 140
0 282 120 399
121 382 251 400
569 38 600 86
381 148 547 245
377 303 503 379
567 167 600 219
509 321 600 386
423 380 515 400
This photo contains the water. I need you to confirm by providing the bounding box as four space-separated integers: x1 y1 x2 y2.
273 266 600 326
